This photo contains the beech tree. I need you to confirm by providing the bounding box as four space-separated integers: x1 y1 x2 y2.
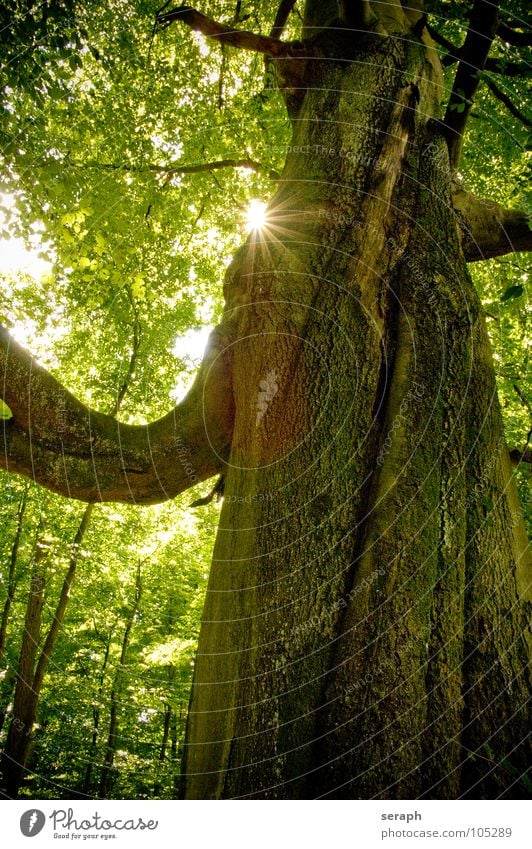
0 0 531 799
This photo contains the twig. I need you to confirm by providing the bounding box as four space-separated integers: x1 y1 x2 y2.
483 74 532 127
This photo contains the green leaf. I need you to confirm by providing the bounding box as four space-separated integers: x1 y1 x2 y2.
69 54 83 71
500 284 524 302
0 399 13 419
131 275 146 300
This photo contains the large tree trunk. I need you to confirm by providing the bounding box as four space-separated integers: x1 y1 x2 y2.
181 17 531 799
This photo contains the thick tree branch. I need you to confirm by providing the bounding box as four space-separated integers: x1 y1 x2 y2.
497 21 532 48
443 0 502 170
270 0 298 38
156 5 303 56
483 75 532 127
426 22 460 65
452 186 532 261
0 325 233 504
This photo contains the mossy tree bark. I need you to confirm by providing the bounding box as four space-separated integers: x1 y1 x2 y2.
180 4 531 799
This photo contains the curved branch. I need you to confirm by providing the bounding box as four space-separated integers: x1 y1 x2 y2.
156 5 304 56
452 186 532 261
0 325 234 504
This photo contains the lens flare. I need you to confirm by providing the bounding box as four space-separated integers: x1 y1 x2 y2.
246 199 267 232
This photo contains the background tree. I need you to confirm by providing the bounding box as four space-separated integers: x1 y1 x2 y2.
0 0 530 799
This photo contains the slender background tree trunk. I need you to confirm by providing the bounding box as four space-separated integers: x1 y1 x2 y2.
0 533 47 797
99 563 141 798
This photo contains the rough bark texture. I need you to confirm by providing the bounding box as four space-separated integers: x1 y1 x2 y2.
181 6 531 799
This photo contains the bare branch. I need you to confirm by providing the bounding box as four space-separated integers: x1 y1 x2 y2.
38 156 280 182
483 75 531 127
443 1 502 170
111 318 141 417
156 5 303 56
512 383 532 415
0 325 233 504
270 0 298 38
497 21 532 47
452 186 532 261
427 22 529 74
